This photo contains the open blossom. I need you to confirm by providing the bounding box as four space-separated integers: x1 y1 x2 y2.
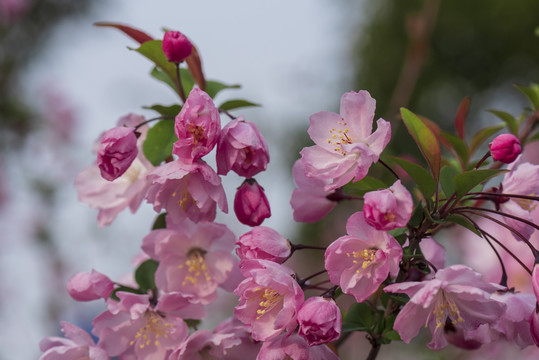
173 88 221 163
236 226 291 263
300 90 391 191
384 265 506 350
297 296 342 346
162 30 192 63
92 292 198 359
145 159 227 224
234 178 271 226
234 259 304 341
257 333 339 360
490 133 521 163
325 211 402 302
142 218 236 304
97 126 138 181
66 269 113 302
75 113 153 227
499 158 539 240
290 158 337 222
216 116 270 177
363 179 413 231
39 321 108 360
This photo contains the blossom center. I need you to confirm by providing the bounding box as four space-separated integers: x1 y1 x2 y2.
432 293 464 329
383 212 395 223
130 311 173 349
326 119 352 156
179 248 211 286
255 288 283 319
118 158 143 185
187 123 205 146
172 187 197 211
347 249 377 273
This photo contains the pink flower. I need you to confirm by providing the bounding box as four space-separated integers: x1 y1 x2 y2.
145 159 227 224
490 134 521 164
66 269 114 302
236 226 291 263
300 90 391 191
39 321 108 360
92 292 193 359
142 218 236 304
172 88 221 163
216 117 270 178
531 305 539 346
290 158 337 222
234 259 304 341
234 178 271 226
325 211 402 302
257 333 339 360
500 159 539 240
75 114 153 227
384 265 506 350
97 126 138 181
297 296 342 346
162 30 192 63
363 179 413 231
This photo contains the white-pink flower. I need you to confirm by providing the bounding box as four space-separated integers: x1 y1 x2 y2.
300 90 391 191
257 333 339 360
142 218 236 304
363 179 413 231
384 265 506 350
234 259 304 341
325 211 402 302
66 269 114 302
236 226 291 263
145 159 227 224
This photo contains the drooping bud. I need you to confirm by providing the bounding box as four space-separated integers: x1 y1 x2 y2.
66 270 114 301
162 30 192 63
297 297 342 346
363 179 413 231
234 178 271 227
236 226 291 263
97 126 138 181
489 133 521 164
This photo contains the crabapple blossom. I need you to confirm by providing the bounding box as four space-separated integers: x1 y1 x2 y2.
39 321 108 360
142 218 236 304
300 90 391 191
290 158 337 222
325 211 402 302
66 269 113 302
490 133 521 163
216 116 270 178
233 178 271 226
97 126 138 181
363 179 413 231
236 226 291 263
145 159 227 224
172 88 221 163
384 265 506 350
234 259 304 341
297 296 342 346
257 333 339 360
162 30 192 63
531 306 539 346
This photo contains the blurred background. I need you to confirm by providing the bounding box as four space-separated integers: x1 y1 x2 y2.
1 0 539 358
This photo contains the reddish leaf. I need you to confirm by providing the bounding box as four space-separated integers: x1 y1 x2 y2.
186 45 206 91
419 115 451 150
94 22 153 44
455 96 470 139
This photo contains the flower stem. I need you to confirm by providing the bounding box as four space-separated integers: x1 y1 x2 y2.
378 159 400 180
175 63 187 103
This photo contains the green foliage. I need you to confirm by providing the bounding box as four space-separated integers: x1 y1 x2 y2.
445 214 481 236
134 259 159 293
343 176 387 196
440 166 459 198
142 120 177 166
342 302 373 332
515 83 539 110
152 213 167 230
110 286 145 301
453 169 507 197
132 40 177 87
441 132 469 169
392 157 436 199
144 104 182 117
469 124 505 155
219 99 260 111
487 110 519 135
205 80 241 99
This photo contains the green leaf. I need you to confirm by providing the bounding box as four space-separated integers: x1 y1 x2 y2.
453 169 507 197
144 103 182 117
343 302 373 332
219 99 260 111
440 131 469 167
392 157 437 199
132 40 177 86
205 80 241 99
150 67 178 93
152 213 167 230
134 259 159 293
383 330 402 341
515 84 539 110
110 286 145 301
469 124 505 154
179 68 195 96
343 176 387 196
440 166 459 198
142 120 177 166
445 214 481 236
400 108 441 182
408 202 424 227
487 110 519 135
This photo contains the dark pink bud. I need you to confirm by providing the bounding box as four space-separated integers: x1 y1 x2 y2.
66 270 114 302
489 134 521 164
234 179 271 227
297 297 342 346
97 126 138 181
162 30 192 63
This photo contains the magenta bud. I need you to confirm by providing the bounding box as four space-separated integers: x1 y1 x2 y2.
297 297 342 346
66 270 114 302
489 134 521 164
97 126 138 181
234 179 271 227
162 30 192 63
